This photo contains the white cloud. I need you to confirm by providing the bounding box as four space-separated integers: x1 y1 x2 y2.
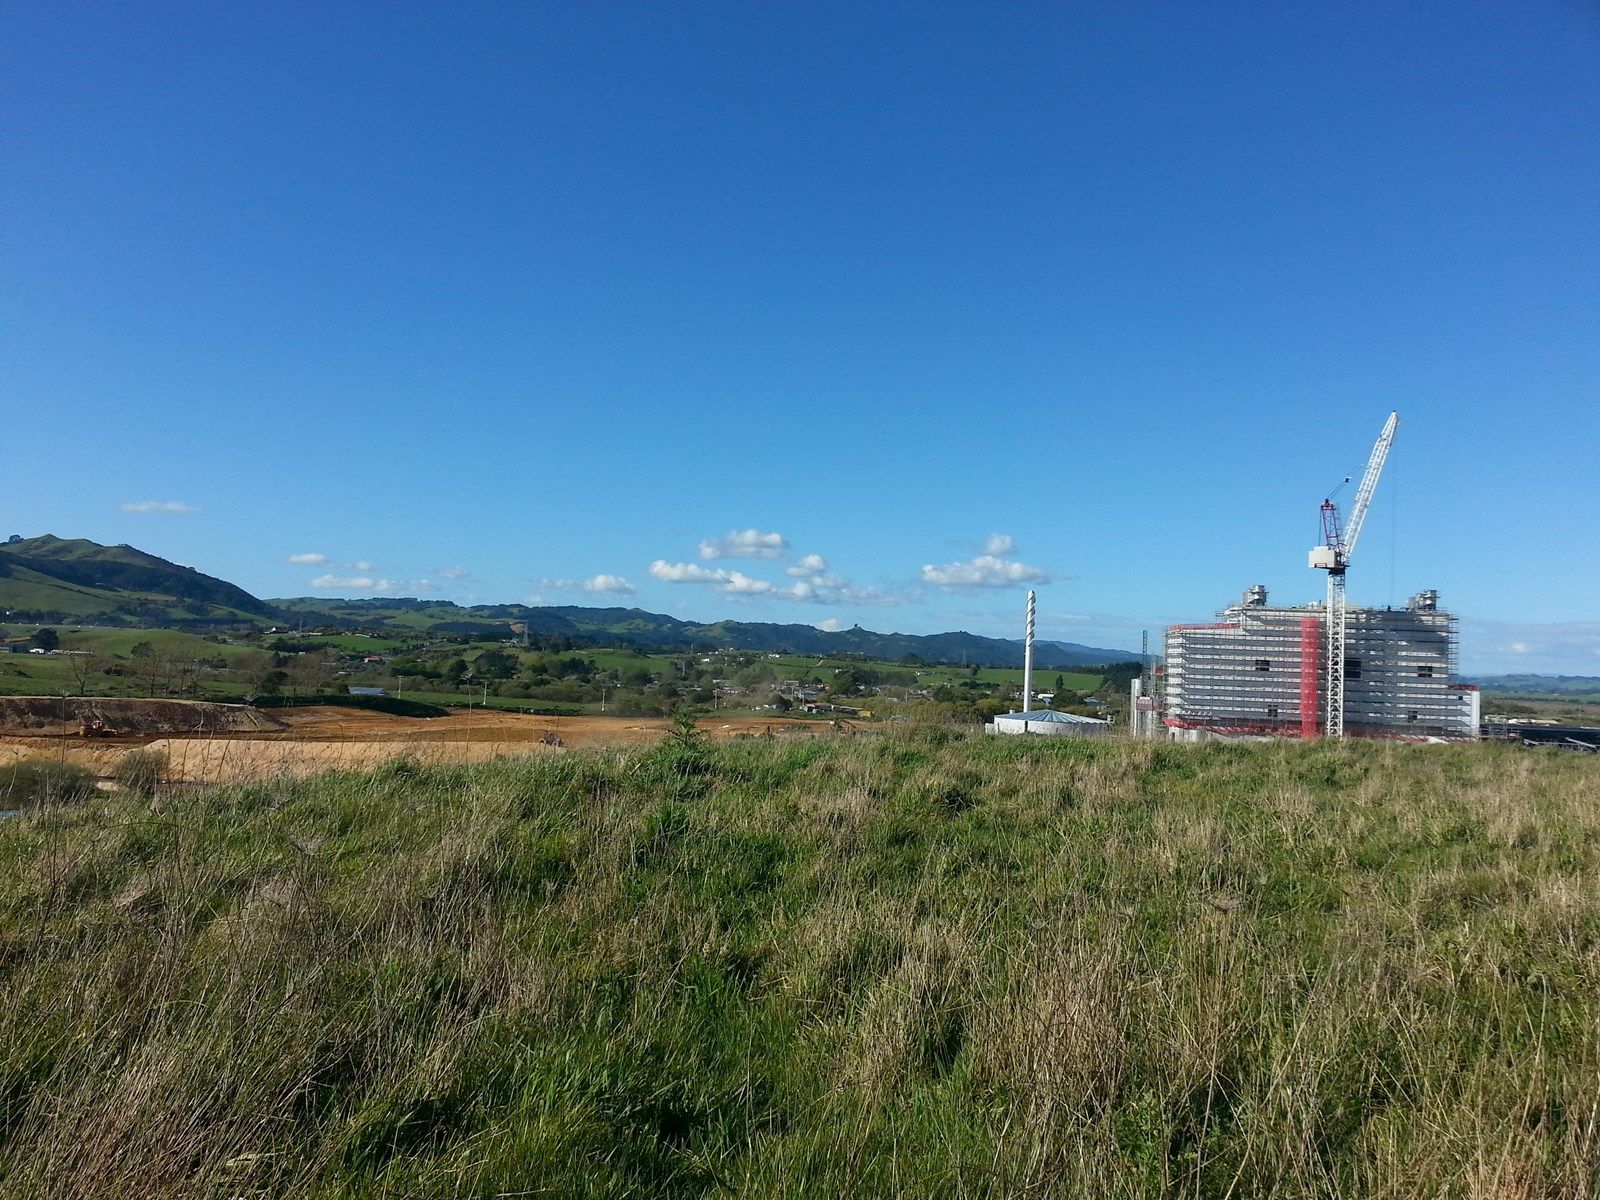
533 574 637 597
121 500 197 515
816 618 845 632
650 560 726 583
697 529 789 560
787 553 828 577
284 553 330 566
921 554 1051 589
306 574 439 595
652 556 915 606
650 560 819 599
921 533 1051 589
435 565 470 580
832 585 914 606
719 571 774 594
352 560 378 572
583 574 636 596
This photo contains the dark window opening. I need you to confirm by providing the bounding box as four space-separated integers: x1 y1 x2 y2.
1417 664 1434 677
1343 657 1362 679
1406 711 1418 721
1266 705 1280 721
1253 658 1271 672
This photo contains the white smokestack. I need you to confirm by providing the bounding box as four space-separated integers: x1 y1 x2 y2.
1022 589 1035 714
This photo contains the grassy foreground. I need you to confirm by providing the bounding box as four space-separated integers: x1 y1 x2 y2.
1 732 1597 1198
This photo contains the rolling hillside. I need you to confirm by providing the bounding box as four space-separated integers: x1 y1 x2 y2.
273 597 1138 668
0 535 276 625
0 535 1137 666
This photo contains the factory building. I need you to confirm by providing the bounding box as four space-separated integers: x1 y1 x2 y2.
1159 586 1476 741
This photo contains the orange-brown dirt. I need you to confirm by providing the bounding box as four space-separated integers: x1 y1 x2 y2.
1 702 826 784
0 696 286 736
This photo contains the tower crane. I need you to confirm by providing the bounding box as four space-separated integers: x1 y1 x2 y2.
1309 411 1398 737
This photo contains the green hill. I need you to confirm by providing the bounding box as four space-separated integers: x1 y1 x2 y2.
272 597 1137 669
0 535 276 626
0 535 1136 667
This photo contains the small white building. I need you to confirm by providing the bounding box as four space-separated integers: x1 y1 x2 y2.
987 709 1110 738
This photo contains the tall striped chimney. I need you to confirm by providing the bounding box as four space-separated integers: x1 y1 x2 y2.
1022 589 1036 714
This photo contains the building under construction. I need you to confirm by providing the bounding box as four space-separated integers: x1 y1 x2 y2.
1149 585 1477 741
1122 411 1479 743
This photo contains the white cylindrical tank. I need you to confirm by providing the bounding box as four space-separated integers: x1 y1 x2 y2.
990 710 1109 738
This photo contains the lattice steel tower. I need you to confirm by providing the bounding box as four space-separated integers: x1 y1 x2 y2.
1309 412 1399 737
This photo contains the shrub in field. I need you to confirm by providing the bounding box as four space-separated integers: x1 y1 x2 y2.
0 760 96 810
113 749 167 796
634 709 715 799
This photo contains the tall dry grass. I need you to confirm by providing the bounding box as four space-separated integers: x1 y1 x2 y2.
0 730 1596 1197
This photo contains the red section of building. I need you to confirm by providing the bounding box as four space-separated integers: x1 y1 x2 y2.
1299 616 1320 740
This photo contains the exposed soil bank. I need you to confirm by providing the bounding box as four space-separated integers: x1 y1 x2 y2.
0 696 286 736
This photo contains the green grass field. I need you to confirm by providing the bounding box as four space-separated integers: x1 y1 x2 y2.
576 649 1104 694
1480 694 1600 724
287 633 407 654
0 568 125 616
0 622 1110 718
56 627 248 659
0 654 141 698
1 734 1595 1197
0 628 255 700
944 665 1102 690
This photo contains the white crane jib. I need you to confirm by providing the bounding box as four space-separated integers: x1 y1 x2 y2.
1309 411 1398 737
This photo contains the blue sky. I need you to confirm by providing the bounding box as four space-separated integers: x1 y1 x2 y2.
4 2 1596 672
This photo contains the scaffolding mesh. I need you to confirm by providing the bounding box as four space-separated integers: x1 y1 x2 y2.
1164 598 1469 740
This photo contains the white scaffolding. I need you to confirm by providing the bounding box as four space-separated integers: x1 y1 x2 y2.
1163 587 1471 741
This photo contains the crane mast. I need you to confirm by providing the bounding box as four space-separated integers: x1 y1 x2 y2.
1309 411 1398 737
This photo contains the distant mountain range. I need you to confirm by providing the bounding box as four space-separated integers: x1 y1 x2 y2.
1466 675 1600 697
274 597 1136 668
0 535 1138 668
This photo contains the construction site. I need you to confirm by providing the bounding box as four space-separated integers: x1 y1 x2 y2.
1132 412 1480 743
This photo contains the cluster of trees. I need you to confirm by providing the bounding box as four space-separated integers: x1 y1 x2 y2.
93 645 325 701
